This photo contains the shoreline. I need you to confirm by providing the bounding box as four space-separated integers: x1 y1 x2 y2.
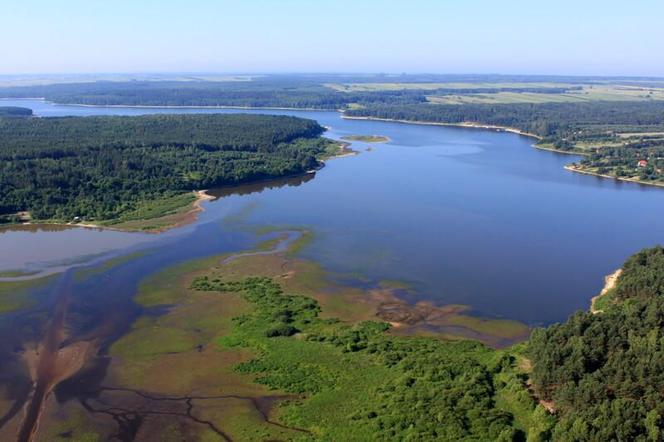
339 115 589 158
64 103 333 111
340 115 543 140
0 97 333 112
532 144 587 156
1 141 352 235
2 189 215 235
565 165 664 189
590 269 622 313
339 115 664 189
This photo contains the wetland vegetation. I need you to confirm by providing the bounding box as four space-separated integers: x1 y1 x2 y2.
77 230 664 441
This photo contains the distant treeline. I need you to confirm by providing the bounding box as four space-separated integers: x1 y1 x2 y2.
0 79 578 109
528 246 664 440
0 114 331 221
345 101 664 140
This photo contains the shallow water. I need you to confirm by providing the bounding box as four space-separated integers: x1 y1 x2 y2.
2 99 664 325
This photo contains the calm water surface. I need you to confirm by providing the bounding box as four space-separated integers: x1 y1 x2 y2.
2 99 664 325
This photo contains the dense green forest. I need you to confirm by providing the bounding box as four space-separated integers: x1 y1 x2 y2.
0 113 333 222
528 246 664 441
189 246 664 440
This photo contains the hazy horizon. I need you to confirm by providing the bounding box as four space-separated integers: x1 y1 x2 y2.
3 0 664 77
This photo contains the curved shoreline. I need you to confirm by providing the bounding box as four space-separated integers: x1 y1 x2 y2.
340 114 543 140
341 115 664 189
565 165 664 189
0 97 333 112
1 190 214 235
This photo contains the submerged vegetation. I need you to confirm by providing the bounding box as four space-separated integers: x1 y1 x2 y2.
0 113 336 223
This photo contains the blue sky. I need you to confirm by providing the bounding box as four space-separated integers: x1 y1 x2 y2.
2 0 663 76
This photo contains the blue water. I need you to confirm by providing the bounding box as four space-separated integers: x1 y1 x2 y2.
2 98 664 325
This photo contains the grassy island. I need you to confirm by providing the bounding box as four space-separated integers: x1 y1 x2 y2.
341 134 390 143
0 113 340 229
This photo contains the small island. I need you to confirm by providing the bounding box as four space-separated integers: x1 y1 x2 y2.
341 134 390 143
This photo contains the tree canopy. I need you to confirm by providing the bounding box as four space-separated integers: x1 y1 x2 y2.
0 113 331 221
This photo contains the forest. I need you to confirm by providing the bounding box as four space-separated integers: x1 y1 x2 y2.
0 113 333 222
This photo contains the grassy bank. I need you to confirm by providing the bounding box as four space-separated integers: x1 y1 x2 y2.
565 164 664 189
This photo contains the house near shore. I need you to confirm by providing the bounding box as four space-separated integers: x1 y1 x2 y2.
637 160 648 168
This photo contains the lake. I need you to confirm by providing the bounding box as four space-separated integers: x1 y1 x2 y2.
2 99 664 326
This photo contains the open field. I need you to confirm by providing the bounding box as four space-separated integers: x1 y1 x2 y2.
426 85 664 105
325 82 580 92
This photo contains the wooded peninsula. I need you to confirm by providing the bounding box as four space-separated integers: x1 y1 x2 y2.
0 110 337 226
